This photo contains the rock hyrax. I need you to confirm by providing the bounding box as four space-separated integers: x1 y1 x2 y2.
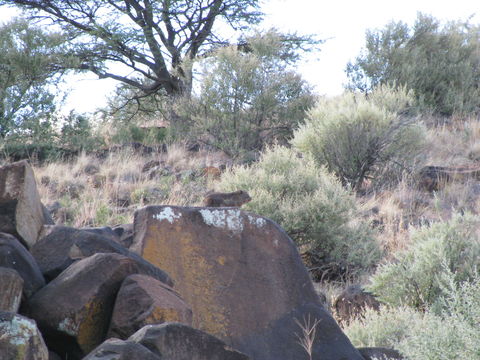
203 190 252 207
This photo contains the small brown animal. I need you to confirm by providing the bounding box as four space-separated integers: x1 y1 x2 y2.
203 190 252 207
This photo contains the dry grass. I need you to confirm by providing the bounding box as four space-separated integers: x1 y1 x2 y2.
33 145 229 227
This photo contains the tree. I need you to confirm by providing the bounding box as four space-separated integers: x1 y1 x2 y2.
181 30 316 155
346 13 480 115
0 0 265 98
0 18 67 139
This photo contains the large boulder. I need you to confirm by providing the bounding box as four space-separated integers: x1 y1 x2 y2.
108 274 192 339
0 161 53 248
82 338 161 360
0 232 45 299
129 323 250 360
131 206 363 360
0 268 24 312
0 311 49 360
27 253 172 359
30 226 172 284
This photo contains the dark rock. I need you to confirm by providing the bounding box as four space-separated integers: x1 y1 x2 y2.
358 347 405 360
0 232 45 299
112 224 134 248
131 206 363 360
0 311 49 359
48 351 62 360
27 253 171 359
83 338 161 360
30 226 172 285
80 226 120 243
0 267 24 312
108 274 192 340
129 323 250 360
0 160 51 248
83 164 100 176
334 285 380 325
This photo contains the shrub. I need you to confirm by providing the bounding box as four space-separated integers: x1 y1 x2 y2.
367 213 480 309
179 30 316 156
345 275 480 359
291 85 425 191
218 145 381 279
347 13 480 116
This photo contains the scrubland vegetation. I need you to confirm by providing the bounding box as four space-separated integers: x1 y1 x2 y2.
1 3 480 358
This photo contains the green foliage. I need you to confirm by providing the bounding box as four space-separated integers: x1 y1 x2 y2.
0 18 67 138
176 30 316 156
345 275 480 359
59 112 105 151
368 213 480 309
347 13 480 115
291 85 425 190
218 145 381 278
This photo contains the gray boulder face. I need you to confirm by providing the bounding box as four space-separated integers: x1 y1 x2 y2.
0 311 49 360
30 226 172 285
108 274 193 340
0 160 51 248
129 323 251 360
131 206 364 360
82 338 161 360
27 253 172 360
0 267 24 312
0 232 45 299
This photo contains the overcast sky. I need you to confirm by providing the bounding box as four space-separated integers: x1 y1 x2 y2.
1 1 478 114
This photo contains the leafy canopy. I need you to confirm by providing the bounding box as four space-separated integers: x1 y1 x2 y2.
346 13 480 115
0 0 264 97
0 18 67 139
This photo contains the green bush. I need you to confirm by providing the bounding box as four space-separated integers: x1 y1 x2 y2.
218 145 381 279
347 13 480 116
291 85 425 190
367 213 480 309
179 30 315 156
345 275 480 359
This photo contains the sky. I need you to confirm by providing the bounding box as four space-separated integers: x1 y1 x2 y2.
0 1 479 114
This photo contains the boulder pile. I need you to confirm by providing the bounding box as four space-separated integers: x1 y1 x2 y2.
0 160 394 359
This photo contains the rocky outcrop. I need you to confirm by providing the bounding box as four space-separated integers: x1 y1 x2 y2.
0 311 49 360
30 226 172 285
0 161 53 248
26 253 173 359
129 323 251 360
108 274 193 340
131 206 364 360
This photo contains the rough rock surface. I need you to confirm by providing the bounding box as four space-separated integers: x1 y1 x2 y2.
83 338 161 360
0 232 45 298
0 267 24 312
129 323 250 360
27 253 171 359
131 206 363 360
0 311 49 360
31 226 172 284
0 160 52 248
108 274 192 339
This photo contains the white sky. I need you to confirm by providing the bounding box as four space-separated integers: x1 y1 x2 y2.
1 1 479 114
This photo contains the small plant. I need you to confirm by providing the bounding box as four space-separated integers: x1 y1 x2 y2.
368 213 480 309
295 315 321 360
